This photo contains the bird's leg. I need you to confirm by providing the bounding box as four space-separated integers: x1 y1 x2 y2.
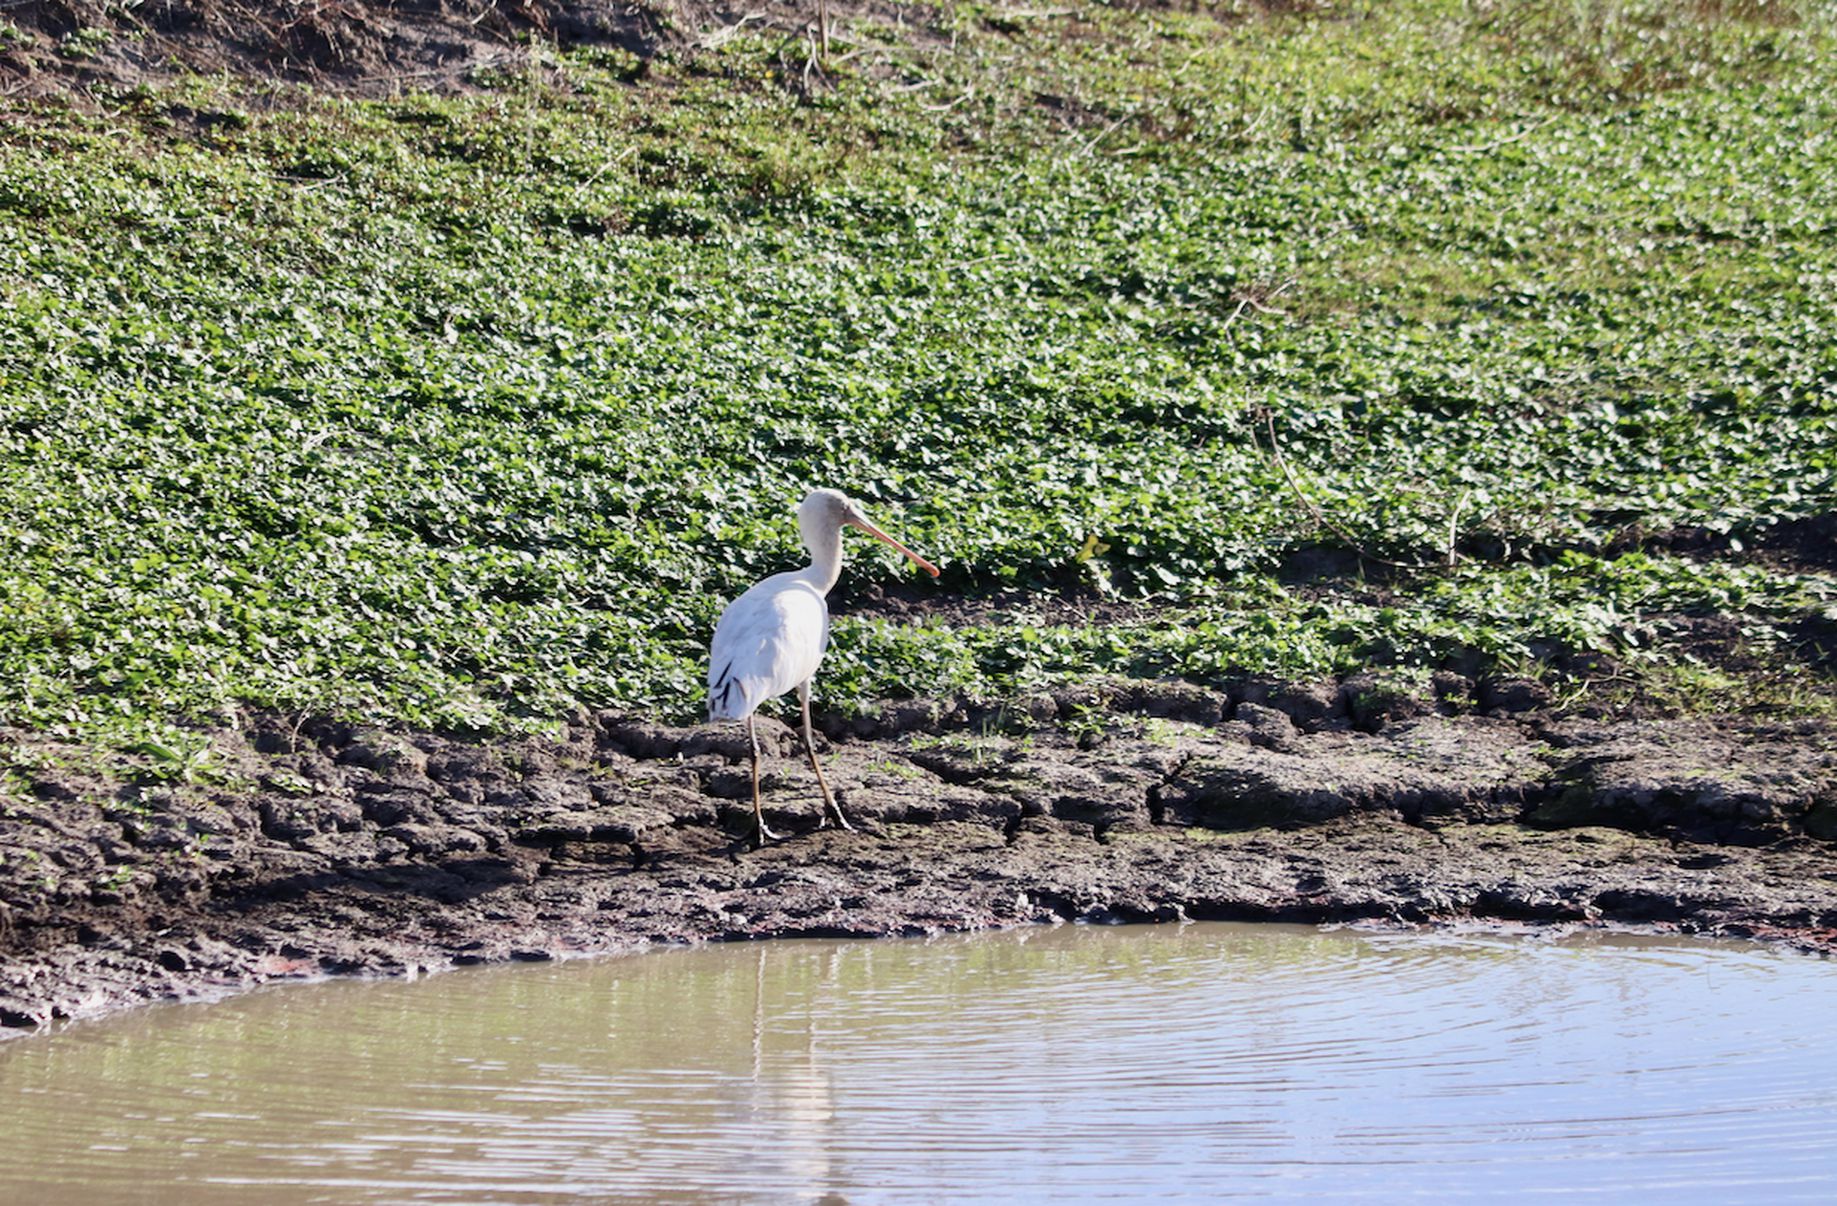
801 683 852 831
748 715 778 848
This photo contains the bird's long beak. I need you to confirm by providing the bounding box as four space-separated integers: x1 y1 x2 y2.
848 515 941 578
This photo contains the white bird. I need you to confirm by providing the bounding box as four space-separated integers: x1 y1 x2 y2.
708 488 939 847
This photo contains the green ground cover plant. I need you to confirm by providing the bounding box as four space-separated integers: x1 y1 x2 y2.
0 0 1832 752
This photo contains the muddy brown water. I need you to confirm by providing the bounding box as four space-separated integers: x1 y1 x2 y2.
2 923 1835 1203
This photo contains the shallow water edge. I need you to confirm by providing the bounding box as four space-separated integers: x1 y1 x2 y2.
4 695 1835 1034
5 923 1837 1203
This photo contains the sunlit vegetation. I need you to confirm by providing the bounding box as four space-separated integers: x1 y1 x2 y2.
0 0 1832 749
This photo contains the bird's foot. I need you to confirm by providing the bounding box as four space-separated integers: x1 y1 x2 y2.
750 820 781 849
818 804 855 832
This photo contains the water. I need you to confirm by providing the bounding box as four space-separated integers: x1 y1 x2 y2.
2 922 1835 1203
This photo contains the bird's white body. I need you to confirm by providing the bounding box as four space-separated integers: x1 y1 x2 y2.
707 568 830 722
704 488 939 845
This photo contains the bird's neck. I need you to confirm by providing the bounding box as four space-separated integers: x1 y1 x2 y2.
802 525 844 594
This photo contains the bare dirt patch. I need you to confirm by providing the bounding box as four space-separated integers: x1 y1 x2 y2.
4 682 1834 1032
0 0 942 97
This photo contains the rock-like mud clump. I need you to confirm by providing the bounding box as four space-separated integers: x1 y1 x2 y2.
4 677 1836 1032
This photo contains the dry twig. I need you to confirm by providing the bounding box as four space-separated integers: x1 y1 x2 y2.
1262 413 1435 572
1447 116 1557 154
1219 278 1297 333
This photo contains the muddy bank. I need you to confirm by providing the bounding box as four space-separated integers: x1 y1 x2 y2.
0 0 932 98
3 679 1836 1032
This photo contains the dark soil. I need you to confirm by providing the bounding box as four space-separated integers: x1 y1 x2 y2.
0 0 941 97
5 677 1835 1034
1635 511 1837 576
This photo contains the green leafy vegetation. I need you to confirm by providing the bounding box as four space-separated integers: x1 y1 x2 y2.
0 0 1832 745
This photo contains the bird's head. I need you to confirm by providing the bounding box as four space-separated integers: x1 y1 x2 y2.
798 487 857 532
798 488 940 577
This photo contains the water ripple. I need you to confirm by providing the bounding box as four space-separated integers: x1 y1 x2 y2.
3 924 1836 1202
